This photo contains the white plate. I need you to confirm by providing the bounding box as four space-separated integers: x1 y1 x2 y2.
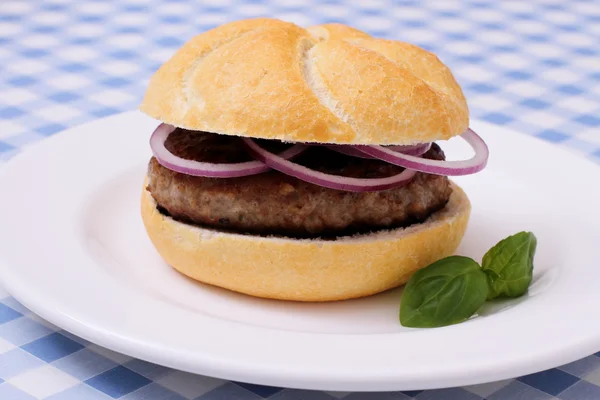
0 111 599 391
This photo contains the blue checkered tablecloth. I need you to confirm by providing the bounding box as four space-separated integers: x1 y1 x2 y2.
1 0 600 399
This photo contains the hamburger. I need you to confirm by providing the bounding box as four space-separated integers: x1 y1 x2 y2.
139 18 488 302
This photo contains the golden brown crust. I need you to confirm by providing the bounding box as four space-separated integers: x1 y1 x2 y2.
141 179 471 301
306 23 371 41
139 18 468 145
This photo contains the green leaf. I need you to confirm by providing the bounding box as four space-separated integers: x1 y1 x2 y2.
482 231 537 300
400 256 489 328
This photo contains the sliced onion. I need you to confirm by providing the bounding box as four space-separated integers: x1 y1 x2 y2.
243 138 417 192
327 143 432 159
325 145 373 159
150 123 307 178
389 143 432 156
356 128 488 176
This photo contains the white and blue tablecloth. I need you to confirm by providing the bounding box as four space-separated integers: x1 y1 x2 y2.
1 1 600 399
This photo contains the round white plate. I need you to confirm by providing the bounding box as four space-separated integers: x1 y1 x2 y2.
0 111 599 391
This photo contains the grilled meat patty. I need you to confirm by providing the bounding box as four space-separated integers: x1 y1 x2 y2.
146 129 452 238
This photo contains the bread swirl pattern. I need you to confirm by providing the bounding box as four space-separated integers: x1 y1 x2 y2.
140 18 468 145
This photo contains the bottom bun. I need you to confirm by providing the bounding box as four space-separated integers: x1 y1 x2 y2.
141 179 471 302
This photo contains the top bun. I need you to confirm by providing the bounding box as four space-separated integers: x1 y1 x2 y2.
140 18 468 145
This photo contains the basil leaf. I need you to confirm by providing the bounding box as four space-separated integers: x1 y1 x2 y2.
482 231 537 299
400 256 489 328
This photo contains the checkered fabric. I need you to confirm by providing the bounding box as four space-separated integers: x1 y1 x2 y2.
1 0 599 399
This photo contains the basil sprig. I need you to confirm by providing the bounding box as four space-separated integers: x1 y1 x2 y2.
482 231 537 299
400 256 489 328
400 231 537 328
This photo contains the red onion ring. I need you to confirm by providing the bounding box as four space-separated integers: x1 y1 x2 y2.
327 143 432 159
356 129 488 176
243 138 417 192
150 123 307 178
390 143 433 156
325 145 373 159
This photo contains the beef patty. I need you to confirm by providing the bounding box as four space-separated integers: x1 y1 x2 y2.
146 129 452 238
